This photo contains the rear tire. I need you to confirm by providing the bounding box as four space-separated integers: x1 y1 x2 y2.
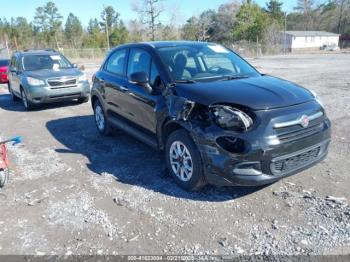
165 129 206 191
21 88 33 111
0 169 9 188
8 83 20 101
93 100 111 136
78 96 89 103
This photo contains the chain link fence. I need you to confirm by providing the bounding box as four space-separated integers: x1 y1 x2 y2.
60 48 109 60
1 42 287 62
60 42 285 61
0 45 10 59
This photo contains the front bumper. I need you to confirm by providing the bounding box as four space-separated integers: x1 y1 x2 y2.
191 116 331 187
25 81 90 104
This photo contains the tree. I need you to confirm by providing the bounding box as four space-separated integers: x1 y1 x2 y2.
65 13 83 48
133 0 165 41
233 2 270 42
127 19 145 42
210 2 241 43
10 17 33 49
109 21 129 46
33 1 63 48
335 0 350 34
294 0 315 30
100 6 120 33
84 18 105 48
100 6 125 48
181 17 200 41
265 0 284 25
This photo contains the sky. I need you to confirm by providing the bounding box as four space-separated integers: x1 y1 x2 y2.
0 0 297 27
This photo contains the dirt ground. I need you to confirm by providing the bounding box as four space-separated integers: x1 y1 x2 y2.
0 53 349 256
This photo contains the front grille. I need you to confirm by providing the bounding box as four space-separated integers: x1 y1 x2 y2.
49 92 81 99
48 78 77 89
276 122 324 143
271 146 321 175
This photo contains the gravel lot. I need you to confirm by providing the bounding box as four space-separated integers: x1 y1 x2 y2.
0 53 349 256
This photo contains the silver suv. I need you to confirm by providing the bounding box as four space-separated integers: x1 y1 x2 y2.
8 49 90 110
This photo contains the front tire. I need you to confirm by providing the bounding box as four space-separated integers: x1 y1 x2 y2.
8 83 20 101
78 96 89 103
0 169 9 188
93 100 111 135
165 129 206 191
21 88 33 111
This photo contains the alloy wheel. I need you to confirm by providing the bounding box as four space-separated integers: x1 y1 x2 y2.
95 105 105 131
169 141 193 182
21 90 28 109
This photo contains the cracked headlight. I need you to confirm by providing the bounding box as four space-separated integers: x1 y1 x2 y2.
210 105 253 132
26 77 45 86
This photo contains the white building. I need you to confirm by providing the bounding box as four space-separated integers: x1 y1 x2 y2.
281 31 340 52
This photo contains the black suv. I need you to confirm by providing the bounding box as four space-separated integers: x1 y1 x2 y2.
91 41 331 191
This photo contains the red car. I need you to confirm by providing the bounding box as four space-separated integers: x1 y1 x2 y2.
0 59 10 84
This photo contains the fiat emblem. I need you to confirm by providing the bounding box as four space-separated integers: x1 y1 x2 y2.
300 115 310 128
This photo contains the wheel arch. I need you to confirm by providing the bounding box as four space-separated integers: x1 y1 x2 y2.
160 119 189 150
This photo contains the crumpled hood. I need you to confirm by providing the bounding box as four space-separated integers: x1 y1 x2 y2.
173 75 314 110
25 68 82 79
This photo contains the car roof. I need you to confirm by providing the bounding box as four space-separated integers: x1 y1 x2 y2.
15 49 60 57
114 41 217 50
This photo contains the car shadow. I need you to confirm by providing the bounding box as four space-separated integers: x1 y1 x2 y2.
0 93 83 112
46 115 266 202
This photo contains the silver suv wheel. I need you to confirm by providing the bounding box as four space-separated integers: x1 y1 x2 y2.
169 141 193 182
95 105 105 131
21 90 28 108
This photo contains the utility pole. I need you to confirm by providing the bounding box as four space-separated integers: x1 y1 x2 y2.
105 9 110 50
284 12 287 55
5 37 10 58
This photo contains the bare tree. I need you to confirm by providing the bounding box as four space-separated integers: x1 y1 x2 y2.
294 0 315 30
133 0 165 41
336 0 350 34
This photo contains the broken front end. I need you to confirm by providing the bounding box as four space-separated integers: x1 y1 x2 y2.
165 91 331 187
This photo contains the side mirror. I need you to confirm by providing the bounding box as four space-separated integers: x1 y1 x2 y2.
129 72 153 94
72 63 78 68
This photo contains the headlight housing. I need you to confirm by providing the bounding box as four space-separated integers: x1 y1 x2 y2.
210 105 253 132
78 74 87 82
26 77 45 86
310 90 324 108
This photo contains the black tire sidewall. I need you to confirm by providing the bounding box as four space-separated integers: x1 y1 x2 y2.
165 129 205 191
78 97 89 103
0 169 9 188
21 89 32 110
8 83 18 101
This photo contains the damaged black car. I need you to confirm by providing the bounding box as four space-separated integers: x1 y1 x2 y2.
91 41 331 191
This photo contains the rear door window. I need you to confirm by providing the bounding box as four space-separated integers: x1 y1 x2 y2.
105 49 127 76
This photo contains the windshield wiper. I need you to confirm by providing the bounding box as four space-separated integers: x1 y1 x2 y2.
175 79 197 84
220 74 249 81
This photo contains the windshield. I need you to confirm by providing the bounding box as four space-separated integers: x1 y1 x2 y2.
157 44 260 82
22 54 72 71
0 60 9 67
